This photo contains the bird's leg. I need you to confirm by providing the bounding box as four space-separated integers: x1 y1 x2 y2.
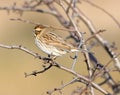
46 54 56 61
52 56 57 60
48 53 57 60
43 54 52 63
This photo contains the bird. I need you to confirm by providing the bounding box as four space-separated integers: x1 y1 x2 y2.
33 25 79 58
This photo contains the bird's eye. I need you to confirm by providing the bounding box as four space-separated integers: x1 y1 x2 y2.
35 30 39 35
34 29 42 35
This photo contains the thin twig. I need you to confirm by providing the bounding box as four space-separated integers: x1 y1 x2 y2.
47 77 78 94
0 44 39 58
64 0 120 71
85 29 106 43
94 53 120 78
66 0 74 13
0 0 119 94
10 18 75 32
82 43 95 95
53 62 109 95
25 63 53 77
0 43 109 95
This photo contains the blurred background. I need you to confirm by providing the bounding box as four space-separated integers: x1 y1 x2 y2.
0 0 120 95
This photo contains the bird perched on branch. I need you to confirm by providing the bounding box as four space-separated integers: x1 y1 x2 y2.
33 25 79 58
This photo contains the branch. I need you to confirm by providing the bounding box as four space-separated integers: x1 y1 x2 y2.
0 3 57 16
47 77 78 95
0 43 52 61
0 1 119 94
0 43 109 95
10 18 75 32
53 62 109 95
64 0 120 71
24 63 53 77
0 44 39 58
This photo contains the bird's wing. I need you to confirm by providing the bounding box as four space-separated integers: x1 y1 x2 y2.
41 32 76 52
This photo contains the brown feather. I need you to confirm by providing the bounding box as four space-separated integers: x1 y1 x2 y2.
38 32 77 52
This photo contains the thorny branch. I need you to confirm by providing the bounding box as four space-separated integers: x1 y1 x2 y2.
0 0 120 95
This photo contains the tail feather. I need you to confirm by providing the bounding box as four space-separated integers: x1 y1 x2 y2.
71 48 79 52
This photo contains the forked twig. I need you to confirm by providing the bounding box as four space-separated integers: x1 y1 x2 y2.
0 43 109 95
47 77 78 95
25 63 53 77
0 0 120 95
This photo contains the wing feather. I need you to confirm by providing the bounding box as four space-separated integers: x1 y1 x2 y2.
40 32 76 52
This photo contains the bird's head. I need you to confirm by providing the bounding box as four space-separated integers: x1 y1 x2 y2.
33 25 46 36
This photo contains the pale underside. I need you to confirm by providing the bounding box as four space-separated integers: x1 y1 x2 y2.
35 32 78 56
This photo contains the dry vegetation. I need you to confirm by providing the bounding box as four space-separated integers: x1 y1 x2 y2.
0 0 120 95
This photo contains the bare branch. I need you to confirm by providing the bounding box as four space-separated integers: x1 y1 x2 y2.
0 44 39 58
47 77 78 95
0 43 109 95
0 0 120 95
0 4 57 15
64 0 120 71
53 62 109 95
25 63 53 77
10 18 75 32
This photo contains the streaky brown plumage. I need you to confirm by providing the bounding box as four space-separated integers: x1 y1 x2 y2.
33 25 78 56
